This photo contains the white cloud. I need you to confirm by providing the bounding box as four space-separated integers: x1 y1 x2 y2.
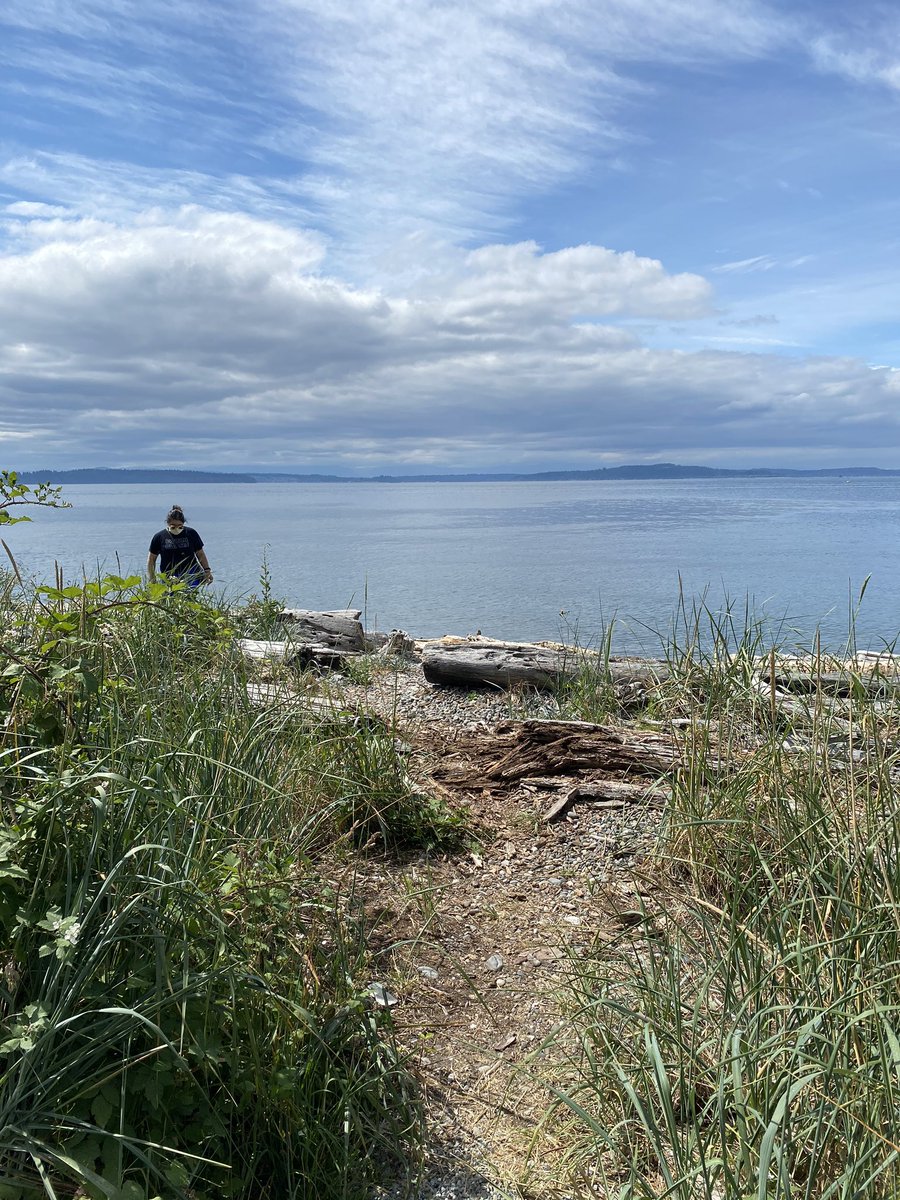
810 35 900 92
257 0 790 269
713 255 777 274
4 200 71 217
0 206 897 470
710 254 811 281
423 241 712 323
0 0 793 277
0 153 318 233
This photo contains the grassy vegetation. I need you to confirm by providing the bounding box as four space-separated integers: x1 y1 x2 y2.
0 567 434 1200
7 473 897 1200
550 596 900 1198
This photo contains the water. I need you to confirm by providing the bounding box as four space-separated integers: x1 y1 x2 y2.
4 477 898 654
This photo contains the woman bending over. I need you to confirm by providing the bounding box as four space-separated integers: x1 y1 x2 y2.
147 505 213 587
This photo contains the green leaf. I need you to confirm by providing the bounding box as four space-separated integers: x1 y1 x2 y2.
163 1162 190 1188
80 668 101 696
119 1185 152 1200
91 1093 114 1129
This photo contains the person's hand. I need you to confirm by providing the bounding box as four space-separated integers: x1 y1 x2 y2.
203 569 213 585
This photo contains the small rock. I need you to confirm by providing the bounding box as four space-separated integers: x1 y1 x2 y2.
416 965 439 980
367 982 399 1008
485 953 504 972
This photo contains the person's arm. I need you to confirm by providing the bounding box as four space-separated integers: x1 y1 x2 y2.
147 551 158 583
195 548 213 585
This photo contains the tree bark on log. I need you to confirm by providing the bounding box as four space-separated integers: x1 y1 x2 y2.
420 638 667 691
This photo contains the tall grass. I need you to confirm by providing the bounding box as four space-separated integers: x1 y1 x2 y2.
0 579 421 1199
550 598 900 1199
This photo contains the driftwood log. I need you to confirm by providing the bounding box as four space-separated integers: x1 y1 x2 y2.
431 717 685 824
241 609 366 670
278 608 366 653
245 683 386 732
420 637 668 691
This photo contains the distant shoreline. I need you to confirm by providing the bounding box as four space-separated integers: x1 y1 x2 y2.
14 463 900 485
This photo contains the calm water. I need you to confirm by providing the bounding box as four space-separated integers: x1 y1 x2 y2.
4 478 899 654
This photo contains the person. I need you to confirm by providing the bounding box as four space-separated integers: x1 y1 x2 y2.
147 505 213 587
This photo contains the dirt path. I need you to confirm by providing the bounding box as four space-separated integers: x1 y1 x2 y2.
330 668 672 1198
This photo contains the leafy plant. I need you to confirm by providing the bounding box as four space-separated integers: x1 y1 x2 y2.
0 470 71 527
312 709 468 851
0 558 422 1198
235 547 287 640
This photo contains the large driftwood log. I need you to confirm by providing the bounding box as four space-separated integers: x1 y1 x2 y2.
420 638 667 691
432 717 685 816
278 608 366 653
240 609 365 670
239 638 351 670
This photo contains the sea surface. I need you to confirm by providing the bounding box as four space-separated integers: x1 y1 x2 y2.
4 478 899 655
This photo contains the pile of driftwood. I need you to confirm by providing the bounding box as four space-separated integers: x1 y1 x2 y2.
431 717 678 823
238 610 668 691
238 610 900 701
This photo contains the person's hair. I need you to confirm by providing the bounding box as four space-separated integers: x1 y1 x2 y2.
166 505 186 524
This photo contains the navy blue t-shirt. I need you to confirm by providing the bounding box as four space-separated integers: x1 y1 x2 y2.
149 527 204 578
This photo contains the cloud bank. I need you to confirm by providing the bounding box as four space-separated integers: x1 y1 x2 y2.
1 205 897 471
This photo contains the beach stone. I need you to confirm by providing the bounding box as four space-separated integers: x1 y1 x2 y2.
367 982 399 1008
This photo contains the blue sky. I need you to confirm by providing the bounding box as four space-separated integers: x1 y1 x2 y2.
1 0 898 472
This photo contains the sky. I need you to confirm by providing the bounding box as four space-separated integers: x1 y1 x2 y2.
1 0 899 474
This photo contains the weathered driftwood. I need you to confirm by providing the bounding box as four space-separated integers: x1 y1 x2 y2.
239 609 367 670
240 639 292 664
245 683 386 732
749 676 854 731
487 718 680 783
773 670 900 696
245 683 343 716
239 637 349 670
431 716 684 826
278 608 366 653
539 778 667 823
420 638 667 691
